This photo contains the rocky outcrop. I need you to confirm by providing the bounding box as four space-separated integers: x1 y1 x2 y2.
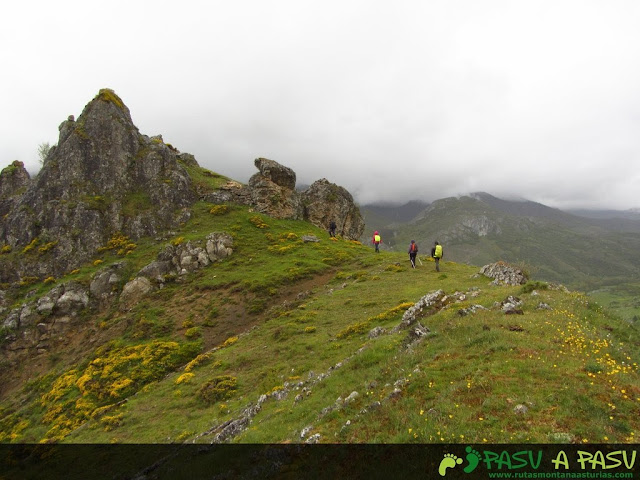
0 161 30 199
301 178 364 240
0 89 365 285
119 232 234 310
479 262 528 286
205 158 365 240
1 232 234 357
248 158 303 220
0 89 196 282
0 161 31 218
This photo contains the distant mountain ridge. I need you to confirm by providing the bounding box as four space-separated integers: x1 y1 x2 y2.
360 192 640 291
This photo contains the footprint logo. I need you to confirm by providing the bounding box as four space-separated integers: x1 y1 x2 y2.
438 453 463 476
464 446 482 474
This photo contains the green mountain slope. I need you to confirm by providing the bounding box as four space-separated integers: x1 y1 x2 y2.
362 193 640 296
1 179 639 445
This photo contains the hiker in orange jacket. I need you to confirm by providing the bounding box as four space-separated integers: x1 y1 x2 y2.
408 240 418 268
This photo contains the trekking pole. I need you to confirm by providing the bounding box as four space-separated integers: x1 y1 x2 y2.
417 256 423 266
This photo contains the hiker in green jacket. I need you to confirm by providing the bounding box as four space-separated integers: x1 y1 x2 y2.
432 241 443 272
372 231 381 253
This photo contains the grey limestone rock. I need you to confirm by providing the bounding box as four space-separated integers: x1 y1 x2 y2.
119 277 153 311
0 89 196 282
479 262 528 286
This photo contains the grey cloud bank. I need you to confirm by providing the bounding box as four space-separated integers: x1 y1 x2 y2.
2 0 639 210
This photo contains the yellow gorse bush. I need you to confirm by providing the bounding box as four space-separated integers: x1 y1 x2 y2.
37 340 199 442
98 232 137 256
249 216 269 229
175 373 195 385
367 302 414 322
209 205 229 215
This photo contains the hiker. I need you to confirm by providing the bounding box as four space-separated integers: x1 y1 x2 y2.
408 240 418 268
329 220 337 237
372 231 381 252
432 241 443 272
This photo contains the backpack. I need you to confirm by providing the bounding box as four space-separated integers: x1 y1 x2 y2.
410 243 417 253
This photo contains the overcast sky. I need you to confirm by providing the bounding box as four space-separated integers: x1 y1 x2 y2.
2 1 640 210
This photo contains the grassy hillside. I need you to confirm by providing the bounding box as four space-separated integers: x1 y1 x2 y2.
1 183 639 446
362 195 640 323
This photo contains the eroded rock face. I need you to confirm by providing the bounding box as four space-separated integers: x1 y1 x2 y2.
0 161 30 199
248 158 303 220
0 89 197 281
0 89 365 285
301 178 365 240
205 158 365 240
0 161 31 219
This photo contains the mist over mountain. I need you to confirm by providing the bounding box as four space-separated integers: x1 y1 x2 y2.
361 192 640 292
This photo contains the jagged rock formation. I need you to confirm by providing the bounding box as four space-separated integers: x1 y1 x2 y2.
0 161 30 199
302 178 364 240
0 89 196 282
248 158 304 220
0 89 365 284
206 158 365 239
0 161 31 217
1 231 233 367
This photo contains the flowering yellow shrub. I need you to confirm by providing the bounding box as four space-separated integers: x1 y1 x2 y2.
100 413 124 432
175 373 195 385
19 276 39 287
197 376 238 404
185 327 201 339
337 321 370 339
38 340 199 442
222 336 238 347
22 237 39 254
249 216 269 229
184 352 216 372
267 244 297 255
209 205 229 215
98 232 137 256
182 320 195 329
367 302 414 322
38 241 58 254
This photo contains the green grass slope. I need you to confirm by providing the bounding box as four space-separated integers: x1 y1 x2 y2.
1 177 639 445
364 195 640 323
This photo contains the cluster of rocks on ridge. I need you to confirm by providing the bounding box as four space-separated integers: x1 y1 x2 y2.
0 89 364 284
1 231 233 362
204 157 364 240
478 261 528 286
